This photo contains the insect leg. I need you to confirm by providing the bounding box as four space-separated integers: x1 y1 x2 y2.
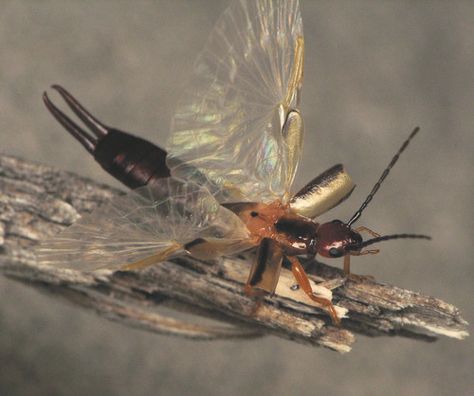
352 249 380 256
245 238 284 296
242 286 266 317
354 226 380 238
344 250 379 274
344 227 380 274
344 252 377 283
121 243 182 271
240 239 284 316
288 256 340 325
343 254 351 275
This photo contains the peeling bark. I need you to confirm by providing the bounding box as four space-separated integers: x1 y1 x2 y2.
0 154 468 353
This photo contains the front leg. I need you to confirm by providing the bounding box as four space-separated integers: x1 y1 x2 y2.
343 225 380 275
354 226 380 238
343 253 377 283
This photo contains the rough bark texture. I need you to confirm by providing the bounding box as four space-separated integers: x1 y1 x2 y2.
0 154 469 353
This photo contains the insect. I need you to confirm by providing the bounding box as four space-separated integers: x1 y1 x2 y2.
38 0 430 325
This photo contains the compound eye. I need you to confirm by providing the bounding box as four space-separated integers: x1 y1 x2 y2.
328 247 344 258
350 232 363 246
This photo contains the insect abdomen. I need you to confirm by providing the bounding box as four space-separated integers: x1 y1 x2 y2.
94 129 170 189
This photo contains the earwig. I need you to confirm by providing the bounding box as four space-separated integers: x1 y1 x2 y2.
41 2 432 327
43 85 170 189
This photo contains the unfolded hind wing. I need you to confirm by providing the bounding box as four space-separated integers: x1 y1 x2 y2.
167 0 304 204
36 178 250 271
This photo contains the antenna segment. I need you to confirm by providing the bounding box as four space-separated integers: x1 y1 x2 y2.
347 127 420 226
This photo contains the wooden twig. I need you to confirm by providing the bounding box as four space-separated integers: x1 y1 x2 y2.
0 154 469 353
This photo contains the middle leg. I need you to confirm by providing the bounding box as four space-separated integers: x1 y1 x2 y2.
287 256 340 325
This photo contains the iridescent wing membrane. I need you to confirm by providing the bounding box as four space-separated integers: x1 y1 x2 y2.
167 0 305 204
37 179 249 271
37 0 311 272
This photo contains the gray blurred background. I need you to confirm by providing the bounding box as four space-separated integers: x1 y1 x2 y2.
1 1 473 395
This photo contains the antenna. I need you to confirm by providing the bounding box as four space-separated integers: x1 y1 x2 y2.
360 233 431 249
347 126 420 226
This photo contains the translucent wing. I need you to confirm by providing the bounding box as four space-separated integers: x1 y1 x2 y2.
167 0 304 204
36 178 250 271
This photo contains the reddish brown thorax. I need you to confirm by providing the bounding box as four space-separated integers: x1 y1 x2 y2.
316 220 362 258
230 201 365 259
228 201 321 256
237 201 288 239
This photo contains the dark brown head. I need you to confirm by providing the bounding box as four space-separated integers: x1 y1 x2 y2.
313 127 431 259
315 220 362 258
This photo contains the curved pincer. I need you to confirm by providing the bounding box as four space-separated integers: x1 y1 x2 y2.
43 85 170 189
43 85 107 154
